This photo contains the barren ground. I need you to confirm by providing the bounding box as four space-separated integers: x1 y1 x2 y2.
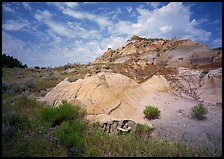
138 90 222 156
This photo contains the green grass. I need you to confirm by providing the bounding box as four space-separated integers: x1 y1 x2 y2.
134 123 154 140
144 105 161 120
3 95 216 157
2 67 220 157
41 100 86 126
82 123 212 157
2 94 67 157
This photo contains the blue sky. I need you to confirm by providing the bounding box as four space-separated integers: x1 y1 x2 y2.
2 2 222 67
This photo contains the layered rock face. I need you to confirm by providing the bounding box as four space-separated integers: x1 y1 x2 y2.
41 35 222 127
164 67 222 104
92 36 220 83
42 72 147 123
93 36 216 68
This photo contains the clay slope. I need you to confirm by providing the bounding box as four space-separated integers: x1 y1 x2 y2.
93 35 216 68
42 72 147 122
92 35 221 83
162 67 222 104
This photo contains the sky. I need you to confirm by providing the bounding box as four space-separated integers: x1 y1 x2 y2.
2 2 222 67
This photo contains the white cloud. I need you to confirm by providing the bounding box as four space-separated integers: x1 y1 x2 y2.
160 25 173 33
46 21 72 37
2 20 29 31
34 10 74 37
22 2 32 10
127 7 132 13
100 36 126 50
2 31 39 66
62 8 112 28
2 2 216 67
47 2 79 11
64 2 79 8
111 2 211 42
3 5 14 13
34 10 52 21
83 2 97 4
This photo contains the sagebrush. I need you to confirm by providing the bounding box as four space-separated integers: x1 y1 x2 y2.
144 105 160 120
191 103 208 120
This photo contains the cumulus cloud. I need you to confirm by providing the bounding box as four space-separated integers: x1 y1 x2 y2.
2 2 218 67
111 2 211 42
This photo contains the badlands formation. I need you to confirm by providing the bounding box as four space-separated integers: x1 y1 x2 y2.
42 36 222 151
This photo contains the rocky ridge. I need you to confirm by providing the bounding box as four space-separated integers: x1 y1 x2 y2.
41 35 222 128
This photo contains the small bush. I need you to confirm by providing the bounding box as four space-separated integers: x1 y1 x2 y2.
202 69 209 75
41 101 86 126
155 48 160 52
144 105 160 120
191 103 208 120
134 123 154 140
55 119 85 156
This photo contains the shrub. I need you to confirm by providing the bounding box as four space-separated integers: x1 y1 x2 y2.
155 48 160 52
2 78 36 94
134 123 154 140
41 101 86 126
202 69 209 75
144 105 160 120
191 103 208 120
55 119 85 156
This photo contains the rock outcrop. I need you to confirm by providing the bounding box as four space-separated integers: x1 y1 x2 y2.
93 36 216 68
101 119 136 134
163 67 222 104
42 72 148 123
41 35 222 129
92 36 220 83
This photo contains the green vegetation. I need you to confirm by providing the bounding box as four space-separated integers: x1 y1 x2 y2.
55 120 85 156
2 65 220 157
2 93 218 157
2 94 67 157
41 100 86 127
130 35 149 41
134 123 154 140
83 122 212 157
144 105 161 120
191 103 208 120
129 35 164 43
2 53 27 68
202 69 209 75
155 48 160 52
41 101 87 156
